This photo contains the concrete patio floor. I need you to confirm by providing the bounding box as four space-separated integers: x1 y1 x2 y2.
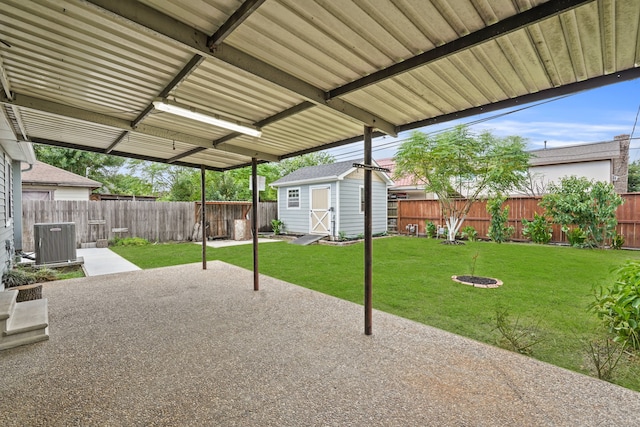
1 261 639 426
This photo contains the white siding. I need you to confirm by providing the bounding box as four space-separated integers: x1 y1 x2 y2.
530 160 612 188
23 185 91 201
0 150 14 283
338 177 387 238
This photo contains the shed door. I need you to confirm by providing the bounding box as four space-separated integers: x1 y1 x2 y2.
310 186 331 235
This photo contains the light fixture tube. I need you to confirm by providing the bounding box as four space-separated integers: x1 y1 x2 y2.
152 99 262 137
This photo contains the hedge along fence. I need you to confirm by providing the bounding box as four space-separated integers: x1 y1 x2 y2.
397 193 640 248
22 200 278 252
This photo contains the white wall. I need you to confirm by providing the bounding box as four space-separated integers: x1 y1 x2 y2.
23 185 91 201
530 160 612 188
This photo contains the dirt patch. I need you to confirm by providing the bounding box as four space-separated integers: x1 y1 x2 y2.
451 275 503 289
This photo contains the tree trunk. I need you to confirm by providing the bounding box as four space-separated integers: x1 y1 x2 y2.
13 284 43 302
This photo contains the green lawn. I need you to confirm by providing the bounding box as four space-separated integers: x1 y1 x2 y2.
111 237 640 391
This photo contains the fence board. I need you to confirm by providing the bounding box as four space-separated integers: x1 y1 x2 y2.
397 194 640 248
21 200 278 252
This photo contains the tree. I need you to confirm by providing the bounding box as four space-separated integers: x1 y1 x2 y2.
277 152 335 177
629 160 640 192
34 145 125 184
540 176 623 248
394 126 530 242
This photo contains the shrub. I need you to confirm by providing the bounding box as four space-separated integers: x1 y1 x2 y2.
494 308 543 354
590 260 640 350
111 237 150 247
460 226 478 242
487 195 513 243
563 226 586 247
425 221 437 238
611 233 625 250
541 177 623 248
522 212 552 244
2 268 36 288
271 219 284 235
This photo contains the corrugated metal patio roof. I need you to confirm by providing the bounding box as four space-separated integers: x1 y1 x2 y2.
1 0 639 171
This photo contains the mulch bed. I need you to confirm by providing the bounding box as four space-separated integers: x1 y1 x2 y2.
451 275 503 289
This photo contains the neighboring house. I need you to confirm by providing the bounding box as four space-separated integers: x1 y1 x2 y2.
271 159 392 239
0 110 36 283
22 161 102 201
377 158 433 200
383 134 631 200
525 134 630 195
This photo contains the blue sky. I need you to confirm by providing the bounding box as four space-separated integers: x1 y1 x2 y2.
327 78 640 163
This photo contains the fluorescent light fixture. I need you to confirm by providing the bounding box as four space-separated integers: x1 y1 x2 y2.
152 98 262 137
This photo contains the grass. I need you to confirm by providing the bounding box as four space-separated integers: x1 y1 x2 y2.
111 237 640 391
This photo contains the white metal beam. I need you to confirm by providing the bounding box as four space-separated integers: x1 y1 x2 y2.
2 93 279 162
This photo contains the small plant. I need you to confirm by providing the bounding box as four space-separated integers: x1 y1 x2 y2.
469 251 480 277
522 212 552 244
590 260 640 350
338 231 346 241
563 226 587 247
425 221 437 238
487 196 514 244
461 226 478 242
611 233 625 250
271 219 284 235
494 308 544 354
584 334 629 381
111 237 150 247
32 267 58 282
2 268 36 288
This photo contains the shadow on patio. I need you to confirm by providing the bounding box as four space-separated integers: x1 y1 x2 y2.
1 261 639 426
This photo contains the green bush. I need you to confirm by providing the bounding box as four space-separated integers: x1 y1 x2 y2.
271 219 284 234
2 268 36 288
522 212 552 244
111 237 150 247
563 226 586 247
611 233 625 250
487 196 513 244
425 221 437 238
541 177 623 248
590 260 640 350
460 225 478 242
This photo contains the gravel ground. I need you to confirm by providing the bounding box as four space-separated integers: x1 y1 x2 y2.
1 260 639 426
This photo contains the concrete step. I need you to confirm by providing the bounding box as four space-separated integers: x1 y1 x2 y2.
1 293 49 351
0 290 18 334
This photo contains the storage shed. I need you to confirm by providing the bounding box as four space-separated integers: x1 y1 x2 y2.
271 160 392 240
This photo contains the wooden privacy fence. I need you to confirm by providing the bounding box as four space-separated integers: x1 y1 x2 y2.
194 201 277 239
22 200 278 252
397 194 640 248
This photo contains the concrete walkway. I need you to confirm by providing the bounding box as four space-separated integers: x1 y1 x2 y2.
1 261 639 426
76 248 141 276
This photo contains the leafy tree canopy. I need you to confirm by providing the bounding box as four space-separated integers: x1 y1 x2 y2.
34 145 125 184
629 160 640 192
540 176 623 248
394 126 530 241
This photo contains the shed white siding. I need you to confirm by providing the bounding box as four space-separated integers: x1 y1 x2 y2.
337 174 387 238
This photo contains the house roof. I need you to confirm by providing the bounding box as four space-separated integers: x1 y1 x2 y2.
0 1 638 172
271 159 392 187
377 158 427 190
22 161 102 189
529 139 624 166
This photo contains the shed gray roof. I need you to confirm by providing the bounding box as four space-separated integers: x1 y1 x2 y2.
271 159 392 187
22 161 102 189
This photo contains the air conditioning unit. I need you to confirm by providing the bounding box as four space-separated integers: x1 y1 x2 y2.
34 222 77 265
